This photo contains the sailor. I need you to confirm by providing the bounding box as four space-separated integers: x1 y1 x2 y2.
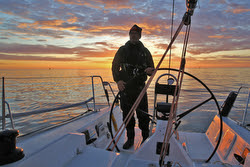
112 24 155 149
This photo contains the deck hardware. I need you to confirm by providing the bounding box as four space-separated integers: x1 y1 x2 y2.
234 154 245 165
82 130 97 145
0 129 24 165
156 142 170 156
221 91 238 117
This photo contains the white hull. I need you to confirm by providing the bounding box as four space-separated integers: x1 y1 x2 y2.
2 105 249 167
1 74 249 167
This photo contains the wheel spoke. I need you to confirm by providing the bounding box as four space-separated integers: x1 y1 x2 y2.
177 96 214 121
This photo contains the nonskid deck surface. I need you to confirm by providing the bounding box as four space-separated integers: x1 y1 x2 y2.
69 120 194 167
3 104 249 167
66 127 143 167
178 132 220 162
13 105 149 167
8 107 112 166
65 126 192 167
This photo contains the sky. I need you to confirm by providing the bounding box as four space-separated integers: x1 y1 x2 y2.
0 0 249 69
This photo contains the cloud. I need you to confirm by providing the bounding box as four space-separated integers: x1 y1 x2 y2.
209 0 226 4
225 3 250 14
154 43 176 50
95 42 110 46
0 0 180 41
0 53 80 61
229 8 250 14
0 42 76 54
0 42 117 61
17 19 82 31
55 0 134 10
187 43 249 55
208 35 232 39
37 39 47 42
220 55 250 60
0 0 249 68
67 16 78 23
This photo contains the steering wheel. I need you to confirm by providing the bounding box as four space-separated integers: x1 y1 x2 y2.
108 68 222 162
157 68 222 163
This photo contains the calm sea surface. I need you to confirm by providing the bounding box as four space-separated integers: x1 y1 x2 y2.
0 68 249 135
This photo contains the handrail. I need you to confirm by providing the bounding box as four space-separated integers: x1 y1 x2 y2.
2 77 6 130
5 101 15 129
90 75 111 109
0 97 94 119
103 81 116 98
241 88 250 127
1 75 113 130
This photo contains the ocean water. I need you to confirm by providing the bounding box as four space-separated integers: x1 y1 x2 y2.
0 68 249 135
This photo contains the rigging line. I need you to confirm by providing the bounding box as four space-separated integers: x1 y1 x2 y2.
159 61 182 166
181 24 191 60
160 40 189 167
169 0 175 74
159 23 192 167
107 19 185 151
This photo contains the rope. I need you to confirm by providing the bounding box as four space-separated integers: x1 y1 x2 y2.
159 19 192 167
169 0 175 73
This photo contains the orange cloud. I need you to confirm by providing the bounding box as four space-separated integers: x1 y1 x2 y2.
0 11 15 16
220 28 227 32
226 8 250 14
18 19 64 28
89 23 166 35
102 1 133 10
209 0 226 4
40 20 65 26
139 23 166 35
17 19 80 31
154 43 176 50
77 48 116 59
89 25 129 33
56 0 133 10
186 59 250 68
208 35 232 39
56 0 85 6
67 16 78 23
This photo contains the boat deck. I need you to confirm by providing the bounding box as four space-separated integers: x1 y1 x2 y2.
66 126 143 167
3 106 249 167
178 132 220 162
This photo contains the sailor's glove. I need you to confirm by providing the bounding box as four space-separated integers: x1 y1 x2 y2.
145 67 155 76
117 80 126 92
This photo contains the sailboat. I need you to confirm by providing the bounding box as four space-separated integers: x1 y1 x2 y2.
1 0 249 166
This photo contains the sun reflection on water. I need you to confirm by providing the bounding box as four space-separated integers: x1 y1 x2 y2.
0 68 249 135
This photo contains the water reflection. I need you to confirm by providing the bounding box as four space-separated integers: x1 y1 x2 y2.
0 68 249 134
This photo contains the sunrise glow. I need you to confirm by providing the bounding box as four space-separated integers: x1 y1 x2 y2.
0 0 249 69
